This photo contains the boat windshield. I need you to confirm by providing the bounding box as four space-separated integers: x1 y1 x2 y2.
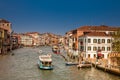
42 62 52 66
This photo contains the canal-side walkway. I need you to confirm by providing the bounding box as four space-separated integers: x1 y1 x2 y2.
94 64 120 76
64 49 120 76
82 58 120 76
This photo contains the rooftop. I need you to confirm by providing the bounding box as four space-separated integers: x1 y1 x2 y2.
0 19 10 23
77 25 118 31
81 32 111 37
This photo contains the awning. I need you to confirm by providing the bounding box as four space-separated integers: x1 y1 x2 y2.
97 53 103 57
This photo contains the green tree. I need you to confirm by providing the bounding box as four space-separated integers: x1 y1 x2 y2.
112 28 120 52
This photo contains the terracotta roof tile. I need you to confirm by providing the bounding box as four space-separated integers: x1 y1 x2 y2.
77 25 118 31
84 32 110 37
0 19 10 23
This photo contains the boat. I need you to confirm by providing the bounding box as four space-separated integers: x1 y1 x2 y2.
65 53 78 66
65 61 78 66
65 53 79 66
52 45 60 54
77 61 92 68
38 54 53 70
65 55 79 66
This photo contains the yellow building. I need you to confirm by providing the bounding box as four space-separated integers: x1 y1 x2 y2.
0 19 12 54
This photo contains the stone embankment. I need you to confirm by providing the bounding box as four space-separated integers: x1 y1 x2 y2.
65 48 120 76
90 59 120 76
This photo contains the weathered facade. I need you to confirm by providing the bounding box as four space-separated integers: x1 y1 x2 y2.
66 25 118 50
20 34 33 47
26 32 40 46
0 19 12 54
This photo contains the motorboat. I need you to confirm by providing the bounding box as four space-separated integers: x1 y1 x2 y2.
52 45 60 54
65 61 78 66
77 61 92 68
38 54 53 70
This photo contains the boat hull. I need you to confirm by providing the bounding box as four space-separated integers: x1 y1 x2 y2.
38 61 53 70
77 64 92 68
65 62 78 66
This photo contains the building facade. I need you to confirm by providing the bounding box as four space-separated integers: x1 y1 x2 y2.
0 19 12 54
78 32 112 59
66 25 118 51
20 34 33 47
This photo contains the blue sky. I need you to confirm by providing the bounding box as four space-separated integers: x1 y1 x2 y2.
0 0 120 35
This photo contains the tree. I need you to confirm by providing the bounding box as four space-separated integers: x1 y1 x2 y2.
112 28 120 52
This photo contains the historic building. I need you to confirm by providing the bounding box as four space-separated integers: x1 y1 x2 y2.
78 32 112 59
20 34 33 47
26 32 40 46
65 25 118 50
0 19 12 54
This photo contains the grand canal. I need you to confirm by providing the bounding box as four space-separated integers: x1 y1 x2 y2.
0 46 120 80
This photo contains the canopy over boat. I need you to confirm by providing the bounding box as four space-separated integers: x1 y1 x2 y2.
52 45 59 49
39 54 52 62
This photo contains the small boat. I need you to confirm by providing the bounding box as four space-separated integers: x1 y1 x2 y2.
38 54 53 70
65 62 78 66
77 61 92 68
65 53 78 66
52 45 60 54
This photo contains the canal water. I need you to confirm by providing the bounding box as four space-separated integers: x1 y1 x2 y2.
0 46 120 80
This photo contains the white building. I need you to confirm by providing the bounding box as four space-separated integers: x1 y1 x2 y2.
78 32 112 59
20 34 33 46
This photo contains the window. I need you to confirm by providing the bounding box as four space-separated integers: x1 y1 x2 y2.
98 39 101 44
79 39 82 42
79 39 83 45
107 39 111 43
88 39 91 43
2 24 4 26
94 54 96 58
80 46 84 51
73 38 74 42
98 47 101 50
7 24 9 26
102 39 105 43
88 54 90 58
87 46 91 51
93 46 97 51
0 32 2 37
107 47 111 51
102 54 104 58
93 39 97 43
80 41 83 45
73 38 77 41
102 47 105 51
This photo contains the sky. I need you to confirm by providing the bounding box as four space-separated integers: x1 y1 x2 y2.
0 0 120 35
